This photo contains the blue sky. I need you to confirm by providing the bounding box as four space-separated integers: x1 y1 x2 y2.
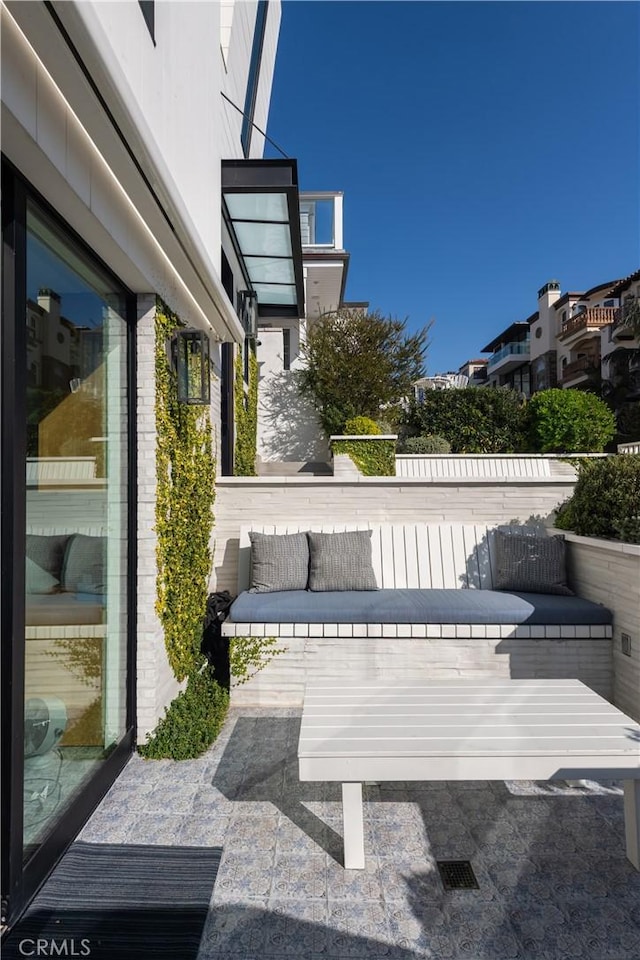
266 1 639 374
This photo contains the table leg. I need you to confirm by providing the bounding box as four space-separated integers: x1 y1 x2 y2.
623 781 640 870
342 782 365 869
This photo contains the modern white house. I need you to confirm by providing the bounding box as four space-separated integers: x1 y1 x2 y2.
481 321 532 395
0 0 307 923
256 190 351 469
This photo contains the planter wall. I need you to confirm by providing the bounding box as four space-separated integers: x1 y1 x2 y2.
558 530 640 721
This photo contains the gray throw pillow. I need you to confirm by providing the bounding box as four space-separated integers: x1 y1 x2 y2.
249 531 309 593
494 531 573 596
307 530 378 592
62 534 106 594
26 556 59 595
26 534 70 580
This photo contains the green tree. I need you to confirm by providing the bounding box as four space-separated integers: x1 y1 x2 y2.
298 308 430 436
402 388 526 453
526 389 616 453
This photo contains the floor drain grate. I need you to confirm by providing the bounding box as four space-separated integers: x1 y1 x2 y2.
437 860 479 890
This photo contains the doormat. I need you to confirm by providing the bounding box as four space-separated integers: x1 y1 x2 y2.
3 842 221 960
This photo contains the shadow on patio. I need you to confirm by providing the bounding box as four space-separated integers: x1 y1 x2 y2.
201 713 640 959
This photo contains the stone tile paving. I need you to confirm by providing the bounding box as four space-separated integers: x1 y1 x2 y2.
78 708 640 960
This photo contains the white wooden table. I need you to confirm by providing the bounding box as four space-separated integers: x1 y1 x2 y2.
298 679 640 869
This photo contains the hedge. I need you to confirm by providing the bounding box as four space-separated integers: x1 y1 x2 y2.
554 454 640 543
403 388 526 453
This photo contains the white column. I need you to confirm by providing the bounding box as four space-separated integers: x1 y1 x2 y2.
624 780 640 870
342 782 365 869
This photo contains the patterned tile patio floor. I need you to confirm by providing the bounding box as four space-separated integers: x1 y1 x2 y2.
79 709 640 960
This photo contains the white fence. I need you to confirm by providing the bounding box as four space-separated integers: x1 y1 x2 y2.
395 455 573 479
26 456 98 485
618 442 640 454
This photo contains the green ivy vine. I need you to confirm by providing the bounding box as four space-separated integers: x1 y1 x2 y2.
140 311 281 760
234 349 258 476
332 438 396 476
154 302 216 680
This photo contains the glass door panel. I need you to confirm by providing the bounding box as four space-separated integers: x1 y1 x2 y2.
23 201 128 858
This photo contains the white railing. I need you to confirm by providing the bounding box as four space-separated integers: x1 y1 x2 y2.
26 456 98 485
396 455 555 478
618 442 640 454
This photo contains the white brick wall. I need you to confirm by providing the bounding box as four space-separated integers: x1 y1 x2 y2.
211 476 577 593
136 297 184 742
562 532 640 721
229 634 613 708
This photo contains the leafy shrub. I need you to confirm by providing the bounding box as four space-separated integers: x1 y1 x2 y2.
332 438 396 475
139 669 229 760
343 415 381 435
403 435 451 454
554 454 640 543
526 389 615 453
403 388 526 453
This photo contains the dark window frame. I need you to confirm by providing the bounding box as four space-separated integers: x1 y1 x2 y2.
241 1 269 157
282 327 291 370
138 1 156 44
0 157 137 928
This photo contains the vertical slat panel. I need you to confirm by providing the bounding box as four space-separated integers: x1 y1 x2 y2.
392 525 408 588
380 525 395 587
440 525 457 588
476 523 494 589
428 526 444 588
462 524 480 589
370 525 383 588
416 524 432 588
404 525 420 588
451 525 470 588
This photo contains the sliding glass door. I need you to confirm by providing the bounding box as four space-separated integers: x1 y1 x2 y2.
1 161 135 925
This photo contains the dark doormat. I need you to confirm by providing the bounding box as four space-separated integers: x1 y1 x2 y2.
3 842 221 960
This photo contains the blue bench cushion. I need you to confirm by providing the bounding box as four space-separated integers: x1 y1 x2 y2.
229 588 613 626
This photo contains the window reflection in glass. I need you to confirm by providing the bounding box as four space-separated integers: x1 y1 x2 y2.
23 202 128 859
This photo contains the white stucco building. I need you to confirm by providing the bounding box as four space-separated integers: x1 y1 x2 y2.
256 191 351 469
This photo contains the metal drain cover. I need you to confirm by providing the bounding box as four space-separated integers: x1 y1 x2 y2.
437 860 479 890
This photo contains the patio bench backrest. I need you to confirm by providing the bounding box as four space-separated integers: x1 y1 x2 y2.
237 522 503 593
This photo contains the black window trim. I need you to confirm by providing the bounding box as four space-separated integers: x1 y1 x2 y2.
1 156 137 928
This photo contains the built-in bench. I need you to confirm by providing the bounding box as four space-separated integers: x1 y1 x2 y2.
223 523 614 706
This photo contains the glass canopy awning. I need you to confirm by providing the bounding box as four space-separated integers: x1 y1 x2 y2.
221 159 305 321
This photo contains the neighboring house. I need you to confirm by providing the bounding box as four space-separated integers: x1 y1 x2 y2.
601 269 640 413
414 373 470 399
463 277 627 398
481 321 531 395
256 191 350 466
412 361 487 401
458 358 488 386
1 0 305 923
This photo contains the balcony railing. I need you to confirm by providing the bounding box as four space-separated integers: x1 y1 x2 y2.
611 300 640 342
560 307 617 340
487 341 530 369
560 355 600 385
